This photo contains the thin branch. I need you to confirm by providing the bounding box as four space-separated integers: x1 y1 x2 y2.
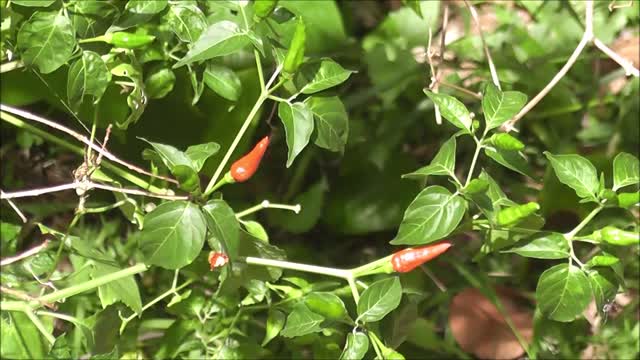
0 60 23 73
0 286 56 309
1 240 51 267
593 38 640 77
0 190 27 223
0 104 177 184
426 27 443 125
464 0 501 90
439 81 483 99
1 180 188 201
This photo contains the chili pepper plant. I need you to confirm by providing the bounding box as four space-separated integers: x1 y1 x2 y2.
0 1 638 359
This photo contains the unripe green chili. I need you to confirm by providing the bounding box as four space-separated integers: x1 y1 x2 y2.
490 133 525 151
618 191 639 208
593 226 639 246
283 17 305 74
303 293 346 319
253 0 278 22
497 202 540 226
80 32 155 49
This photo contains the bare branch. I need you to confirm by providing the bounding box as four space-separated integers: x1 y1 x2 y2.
1 240 51 267
0 286 56 309
464 0 501 90
1 189 27 223
593 37 640 77
0 104 177 184
0 183 79 199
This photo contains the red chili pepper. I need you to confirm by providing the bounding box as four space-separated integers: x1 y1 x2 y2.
230 136 270 182
391 242 452 273
208 251 229 270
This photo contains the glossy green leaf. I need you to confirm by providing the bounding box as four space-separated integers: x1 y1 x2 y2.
203 64 242 101
298 59 354 94
424 91 472 132
482 83 528 131
138 201 207 269
485 147 535 178
17 11 76 74
357 277 402 322
280 304 324 338
184 142 220 171
67 51 111 109
306 96 348 152
390 186 467 245
536 263 591 322
545 152 599 201
340 332 369 360
402 0 423 18
11 0 55 6
93 262 142 314
242 220 269 242
613 152 639 191
125 0 167 14
164 3 206 43
304 292 347 319
203 199 240 261
174 21 250 68
587 267 618 315
283 17 306 73
278 101 314 167
2 312 46 359
144 66 175 99
402 136 456 180
262 309 286 346
48 334 72 359
503 232 569 259
139 138 194 171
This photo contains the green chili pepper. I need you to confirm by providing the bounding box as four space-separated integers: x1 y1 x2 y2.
497 202 540 226
618 191 639 208
303 292 346 319
464 178 489 194
283 17 305 74
253 0 278 22
593 226 639 246
80 32 155 49
490 133 525 151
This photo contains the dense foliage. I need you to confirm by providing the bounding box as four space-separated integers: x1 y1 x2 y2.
0 1 638 359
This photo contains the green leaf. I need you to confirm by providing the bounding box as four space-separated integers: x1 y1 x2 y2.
0 222 21 255
48 334 72 359
340 332 369 360
536 263 591 322
174 20 250 68
184 142 220 171
11 0 55 6
242 220 269 242
262 309 286 346
502 232 569 259
545 152 599 201
482 83 528 131
402 136 456 180
278 101 314 167
424 91 472 132
164 3 207 43
203 64 242 101
485 147 535 178
203 199 240 261
93 261 142 314
17 11 76 74
138 201 207 269
139 138 194 171
144 67 176 99
390 185 467 245
125 0 167 14
2 312 46 359
280 304 325 338
67 51 111 109
587 267 618 315
613 152 639 191
402 0 423 18
357 277 402 322
306 96 348 152
298 59 354 94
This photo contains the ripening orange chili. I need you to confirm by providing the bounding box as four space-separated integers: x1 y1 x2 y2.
230 136 270 182
208 251 229 270
391 242 452 273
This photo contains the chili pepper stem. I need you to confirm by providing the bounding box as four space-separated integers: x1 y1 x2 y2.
236 200 301 218
350 254 394 278
243 257 351 279
78 35 108 44
204 172 234 196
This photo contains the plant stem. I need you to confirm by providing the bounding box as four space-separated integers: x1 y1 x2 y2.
243 257 351 279
24 308 56 345
235 200 301 218
566 204 604 240
1 112 169 193
350 254 394 278
465 136 484 186
347 276 360 303
37 263 148 305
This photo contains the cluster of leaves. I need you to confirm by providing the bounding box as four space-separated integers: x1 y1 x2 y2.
1 1 639 359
